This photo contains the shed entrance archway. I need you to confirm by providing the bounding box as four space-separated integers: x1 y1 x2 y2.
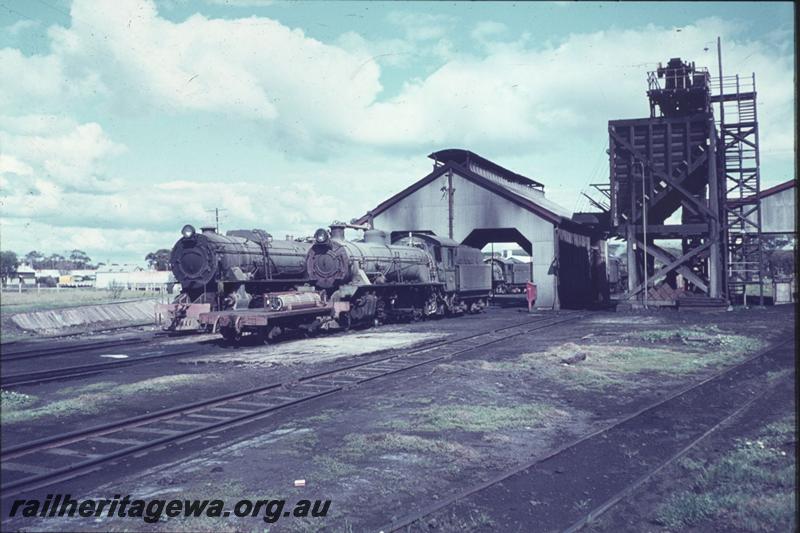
461 228 532 256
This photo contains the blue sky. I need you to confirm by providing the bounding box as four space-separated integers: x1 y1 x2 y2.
0 1 794 264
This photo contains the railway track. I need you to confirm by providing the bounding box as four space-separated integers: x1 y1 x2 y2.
0 348 199 388
0 312 582 499
1 337 152 362
380 338 794 532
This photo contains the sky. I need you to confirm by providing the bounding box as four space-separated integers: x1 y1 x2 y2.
0 0 795 265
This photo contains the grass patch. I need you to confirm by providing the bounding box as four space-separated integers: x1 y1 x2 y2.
0 389 37 409
391 403 567 433
1 374 210 424
475 330 764 393
654 414 796 531
0 289 158 313
299 410 337 424
312 455 360 481
437 507 496 532
625 326 762 355
54 381 119 396
439 327 763 395
342 432 480 462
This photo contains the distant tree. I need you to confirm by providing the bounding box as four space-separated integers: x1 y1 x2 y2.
0 251 20 285
765 249 795 278
763 235 793 252
46 253 66 270
24 250 45 269
69 249 92 269
145 249 172 271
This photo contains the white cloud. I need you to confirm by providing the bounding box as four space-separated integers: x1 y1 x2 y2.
204 0 274 6
0 4 793 263
335 31 417 68
470 21 508 42
0 217 181 263
0 177 342 232
0 115 125 193
3 4 791 160
0 155 33 176
353 18 794 158
5 19 40 36
36 0 383 155
386 11 453 42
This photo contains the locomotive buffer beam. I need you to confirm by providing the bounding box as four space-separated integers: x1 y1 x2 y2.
200 306 334 331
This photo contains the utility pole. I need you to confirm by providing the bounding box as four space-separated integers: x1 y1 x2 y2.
639 160 648 309
206 208 227 232
447 170 455 239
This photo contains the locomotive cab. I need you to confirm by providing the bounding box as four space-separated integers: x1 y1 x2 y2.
391 233 491 297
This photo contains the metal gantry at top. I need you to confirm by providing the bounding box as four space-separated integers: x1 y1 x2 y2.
605 42 764 306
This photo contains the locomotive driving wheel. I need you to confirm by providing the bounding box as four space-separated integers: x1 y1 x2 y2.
220 326 242 343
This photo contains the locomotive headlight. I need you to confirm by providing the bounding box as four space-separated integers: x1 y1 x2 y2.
314 228 330 245
181 224 196 239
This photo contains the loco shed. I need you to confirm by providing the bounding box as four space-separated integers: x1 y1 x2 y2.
355 149 605 309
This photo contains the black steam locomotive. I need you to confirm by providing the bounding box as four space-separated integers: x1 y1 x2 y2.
156 224 310 331
308 225 491 325
197 223 492 342
484 257 532 294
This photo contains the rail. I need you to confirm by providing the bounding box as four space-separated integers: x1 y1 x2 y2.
0 313 583 498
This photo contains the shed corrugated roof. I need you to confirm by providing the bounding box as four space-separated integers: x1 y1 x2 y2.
428 149 545 189
356 155 587 234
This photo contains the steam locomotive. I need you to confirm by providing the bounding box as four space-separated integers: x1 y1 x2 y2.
197 223 492 342
155 224 311 331
484 257 532 294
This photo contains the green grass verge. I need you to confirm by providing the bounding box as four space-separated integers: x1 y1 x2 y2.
469 325 764 393
389 402 568 433
1 375 210 424
654 415 796 531
342 432 480 461
1 289 159 314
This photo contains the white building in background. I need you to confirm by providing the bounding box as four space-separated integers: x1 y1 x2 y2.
501 248 532 263
34 269 61 280
5 264 37 286
95 265 176 291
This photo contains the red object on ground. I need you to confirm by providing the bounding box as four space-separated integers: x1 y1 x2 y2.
526 282 537 312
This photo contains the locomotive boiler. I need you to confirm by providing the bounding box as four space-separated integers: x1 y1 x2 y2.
306 226 433 289
156 225 310 331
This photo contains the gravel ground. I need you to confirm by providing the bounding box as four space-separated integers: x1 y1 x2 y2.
1 303 794 532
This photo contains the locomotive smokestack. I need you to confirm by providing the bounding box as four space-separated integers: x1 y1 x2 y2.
329 224 346 241
181 224 196 239
313 228 330 245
